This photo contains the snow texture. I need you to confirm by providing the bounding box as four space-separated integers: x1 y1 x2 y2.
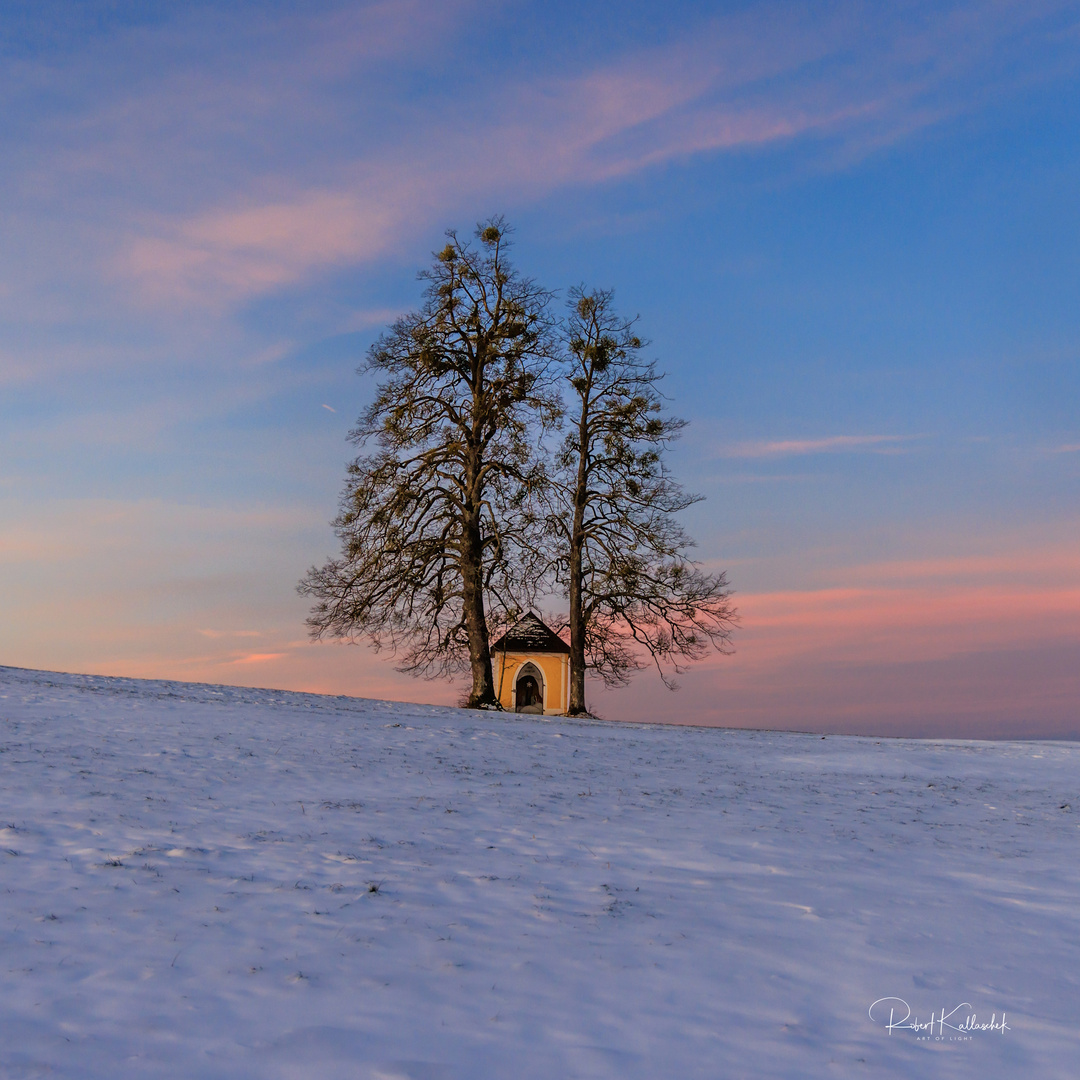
1 664 1078 1079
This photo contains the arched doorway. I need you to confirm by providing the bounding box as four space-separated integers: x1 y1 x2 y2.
514 663 545 714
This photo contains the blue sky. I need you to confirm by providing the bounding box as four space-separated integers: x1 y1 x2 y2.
2 0 1079 735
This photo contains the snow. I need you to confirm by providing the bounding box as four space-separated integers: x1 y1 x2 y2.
1 664 1078 1079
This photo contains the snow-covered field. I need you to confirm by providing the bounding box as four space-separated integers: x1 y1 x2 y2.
1 665 1078 1079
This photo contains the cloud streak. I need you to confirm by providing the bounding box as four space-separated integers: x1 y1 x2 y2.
93 0 1080 308
719 435 916 458
228 652 287 665
592 536 1080 736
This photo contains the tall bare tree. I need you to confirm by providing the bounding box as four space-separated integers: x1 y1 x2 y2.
554 287 737 715
299 219 559 707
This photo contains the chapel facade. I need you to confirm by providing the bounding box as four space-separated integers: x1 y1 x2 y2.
491 613 570 715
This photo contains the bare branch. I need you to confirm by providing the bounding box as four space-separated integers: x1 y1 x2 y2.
300 218 561 706
552 286 738 714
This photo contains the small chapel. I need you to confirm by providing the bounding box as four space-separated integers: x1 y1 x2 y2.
491 613 570 715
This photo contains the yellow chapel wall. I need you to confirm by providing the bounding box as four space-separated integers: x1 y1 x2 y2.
493 650 569 715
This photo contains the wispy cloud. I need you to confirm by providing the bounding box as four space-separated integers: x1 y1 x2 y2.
228 652 287 665
343 307 407 331
840 544 1080 586
124 188 414 307
726 579 1080 683
88 0 1080 308
0 350 41 385
719 435 916 459
591 530 1080 735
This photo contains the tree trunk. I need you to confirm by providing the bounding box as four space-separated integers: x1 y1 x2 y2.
460 508 498 707
567 399 590 715
460 384 499 709
567 539 587 714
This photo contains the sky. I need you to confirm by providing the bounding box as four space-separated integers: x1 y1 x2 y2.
1 0 1079 737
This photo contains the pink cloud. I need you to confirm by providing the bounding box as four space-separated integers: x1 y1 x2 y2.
719 435 915 458
110 1 1080 308
125 188 413 307
588 535 1080 736
839 547 1080 586
735 582 1080 668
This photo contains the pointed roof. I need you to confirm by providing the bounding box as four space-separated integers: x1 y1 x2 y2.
491 612 570 655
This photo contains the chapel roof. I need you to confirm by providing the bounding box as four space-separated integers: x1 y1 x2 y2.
491 612 570 655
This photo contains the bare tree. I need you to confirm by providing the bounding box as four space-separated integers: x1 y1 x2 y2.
299 218 559 708
553 287 737 715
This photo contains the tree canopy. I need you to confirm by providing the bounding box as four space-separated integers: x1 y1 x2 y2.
301 221 736 713
299 218 559 707
553 287 737 714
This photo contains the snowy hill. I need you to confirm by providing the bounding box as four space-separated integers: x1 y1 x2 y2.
1 665 1077 1079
